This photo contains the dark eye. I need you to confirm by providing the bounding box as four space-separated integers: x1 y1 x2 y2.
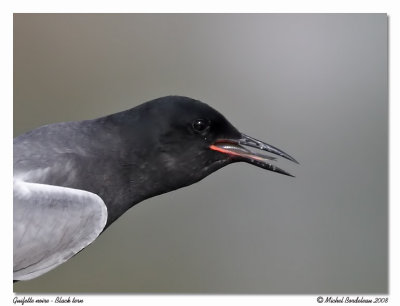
192 118 210 133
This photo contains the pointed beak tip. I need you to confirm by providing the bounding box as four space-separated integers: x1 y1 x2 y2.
211 133 298 177
277 169 296 178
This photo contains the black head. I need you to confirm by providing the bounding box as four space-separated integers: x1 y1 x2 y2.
110 96 297 197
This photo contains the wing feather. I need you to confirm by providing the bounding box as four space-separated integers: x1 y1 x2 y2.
13 180 108 281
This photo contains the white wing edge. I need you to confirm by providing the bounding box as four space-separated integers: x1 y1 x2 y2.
13 179 108 281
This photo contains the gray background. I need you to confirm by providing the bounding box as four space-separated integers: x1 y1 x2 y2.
13 14 388 293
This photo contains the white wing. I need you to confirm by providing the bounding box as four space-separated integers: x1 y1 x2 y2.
13 180 108 281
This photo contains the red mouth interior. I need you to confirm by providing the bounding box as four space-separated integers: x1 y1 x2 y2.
209 143 271 162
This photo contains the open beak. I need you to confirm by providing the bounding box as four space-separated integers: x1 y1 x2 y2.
209 133 298 177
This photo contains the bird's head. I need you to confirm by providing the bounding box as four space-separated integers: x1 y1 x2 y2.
114 96 297 196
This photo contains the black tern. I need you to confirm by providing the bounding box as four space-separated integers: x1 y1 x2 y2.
13 96 297 281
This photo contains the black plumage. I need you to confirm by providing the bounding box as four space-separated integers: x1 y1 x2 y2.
13 96 297 281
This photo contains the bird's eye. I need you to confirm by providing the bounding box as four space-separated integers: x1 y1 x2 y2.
192 119 210 133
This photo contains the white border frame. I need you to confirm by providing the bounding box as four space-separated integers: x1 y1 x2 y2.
2 1 398 305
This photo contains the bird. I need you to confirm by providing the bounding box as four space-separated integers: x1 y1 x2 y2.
13 95 298 281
